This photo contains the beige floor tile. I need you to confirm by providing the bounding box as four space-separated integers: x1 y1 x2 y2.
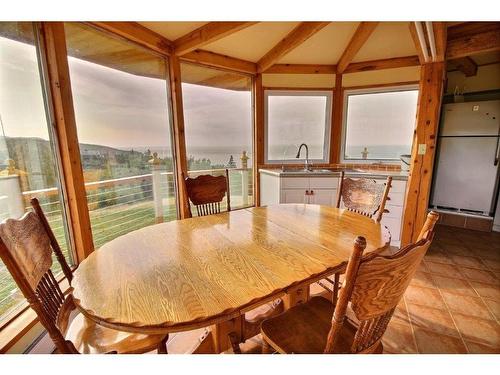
452 312 500 347
482 258 500 272
407 303 460 337
410 271 437 289
460 267 499 284
464 341 500 354
425 261 464 279
382 321 417 354
405 285 446 309
483 298 500 321
449 255 488 270
441 291 494 320
469 280 500 301
413 327 467 354
426 251 455 265
431 274 478 297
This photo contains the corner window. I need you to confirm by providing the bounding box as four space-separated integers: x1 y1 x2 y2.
265 90 332 164
342 86 418 162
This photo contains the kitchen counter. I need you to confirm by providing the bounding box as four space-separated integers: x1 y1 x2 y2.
259 168 409 181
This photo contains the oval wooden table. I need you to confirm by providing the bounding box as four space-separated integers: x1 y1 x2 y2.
72 204 390 353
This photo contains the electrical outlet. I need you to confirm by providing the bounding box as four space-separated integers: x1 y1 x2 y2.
418 144 426 155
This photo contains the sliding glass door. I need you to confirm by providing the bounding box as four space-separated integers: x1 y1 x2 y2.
64 23 177 249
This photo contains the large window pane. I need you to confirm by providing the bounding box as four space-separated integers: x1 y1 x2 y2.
181 63 253 210
0 22 72 322
343 88 418 161
65 23 177 249
265 91 332 163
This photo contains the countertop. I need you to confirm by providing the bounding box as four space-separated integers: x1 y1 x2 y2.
259 168 409 181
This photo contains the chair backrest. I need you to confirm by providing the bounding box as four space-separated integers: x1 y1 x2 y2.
336 171 392 222
184 169 231 217
324 211 439 353
0 198 77 353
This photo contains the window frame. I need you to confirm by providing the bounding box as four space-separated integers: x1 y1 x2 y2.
340 84 419 164
264 89 333 165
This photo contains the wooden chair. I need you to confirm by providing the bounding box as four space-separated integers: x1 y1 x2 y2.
336 171 392 222
261 211 439 354
184 169 231 218
0 198 168 354
316 172 393 301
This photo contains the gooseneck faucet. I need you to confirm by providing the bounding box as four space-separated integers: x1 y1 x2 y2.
296 143 311 171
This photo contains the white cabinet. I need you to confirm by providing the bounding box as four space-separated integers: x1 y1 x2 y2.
260 171 408 247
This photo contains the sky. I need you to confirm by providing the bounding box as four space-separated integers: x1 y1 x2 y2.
1 33 418 161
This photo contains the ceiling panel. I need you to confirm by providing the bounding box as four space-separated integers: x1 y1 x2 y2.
202 22 299 62
352 22 416 62
471 51 500 65
139 22 208 41
278 22 359 65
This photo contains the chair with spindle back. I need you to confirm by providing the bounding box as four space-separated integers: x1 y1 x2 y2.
261 211 439 354
184 169 231 218
0 198 169 354
316 171 393 301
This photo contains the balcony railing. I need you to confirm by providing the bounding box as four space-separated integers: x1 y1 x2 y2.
0 167 253 320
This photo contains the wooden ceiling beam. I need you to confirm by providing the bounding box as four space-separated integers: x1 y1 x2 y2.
180 49 257 74
448 57 478 77
174 22 258 56
433 22 447 62
336 22 379 73
447 22 500 41
344 55 420 73
88 22 173 56
446 26 500 59
264 64 336 74
257 22 330 73
409 22 427 65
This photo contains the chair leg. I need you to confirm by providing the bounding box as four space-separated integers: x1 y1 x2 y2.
157 334 169 354
228 332 241 354
332 273 340 305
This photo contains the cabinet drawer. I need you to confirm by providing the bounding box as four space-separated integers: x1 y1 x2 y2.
381 216 402 242
281 177 309 189
309 177 339 189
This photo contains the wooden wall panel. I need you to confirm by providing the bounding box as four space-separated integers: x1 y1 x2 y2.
253 74 265 206
401 62 446 246
330 74 344 163
40 22 94 262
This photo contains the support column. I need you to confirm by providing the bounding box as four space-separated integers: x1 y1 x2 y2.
401 62 446 246
40 22 94 262
149 152 164 223
168 55 190 219
253 73 264 206
330 74 343 164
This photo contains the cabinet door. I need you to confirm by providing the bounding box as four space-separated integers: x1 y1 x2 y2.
309 189 337 206
282 189 308 204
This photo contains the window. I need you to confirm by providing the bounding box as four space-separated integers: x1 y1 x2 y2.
265 90 332 164
64 23 177 249
181 62 253 210
342 86 419 162
0 22 72 323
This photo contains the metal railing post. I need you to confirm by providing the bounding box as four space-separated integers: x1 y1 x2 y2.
149 153 164 223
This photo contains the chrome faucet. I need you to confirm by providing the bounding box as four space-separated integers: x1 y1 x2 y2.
296 143 311 171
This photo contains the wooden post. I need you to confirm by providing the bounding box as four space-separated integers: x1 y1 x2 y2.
149 153 164 223
40 22 94 262
330 74 344 163
240 151 249 206
401 62 446 246
168 55 190 219
253 73 265 206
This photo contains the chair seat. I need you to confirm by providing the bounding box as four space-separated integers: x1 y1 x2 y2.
65 313 166 354
261 296 358 354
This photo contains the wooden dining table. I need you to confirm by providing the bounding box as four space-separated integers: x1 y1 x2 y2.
72 204 391 353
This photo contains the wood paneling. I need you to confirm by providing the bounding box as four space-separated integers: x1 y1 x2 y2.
401 62 446 246
257 22 330 73
40 22 94 262
253 74 265 206
330 74 344 163
168 55 190 219
344 56 420 73
181 49 257 74
337 22 379 73
265 64 336 74
88 22 173 56
174 22 257 56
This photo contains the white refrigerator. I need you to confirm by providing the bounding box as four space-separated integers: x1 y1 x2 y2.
431 100 500 216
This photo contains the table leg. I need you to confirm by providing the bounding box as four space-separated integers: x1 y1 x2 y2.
283 285 310 309
211 316 243 353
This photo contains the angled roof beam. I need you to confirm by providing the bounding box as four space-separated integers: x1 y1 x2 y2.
336 22 379 73
344 55 420 73
433 22 447 62
409 22 427 64
448 57 478 77
257 22 330 73
88 22 174 56
180 49 257 74
174 22 258 56
446 24 500 59
265 64 336 74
